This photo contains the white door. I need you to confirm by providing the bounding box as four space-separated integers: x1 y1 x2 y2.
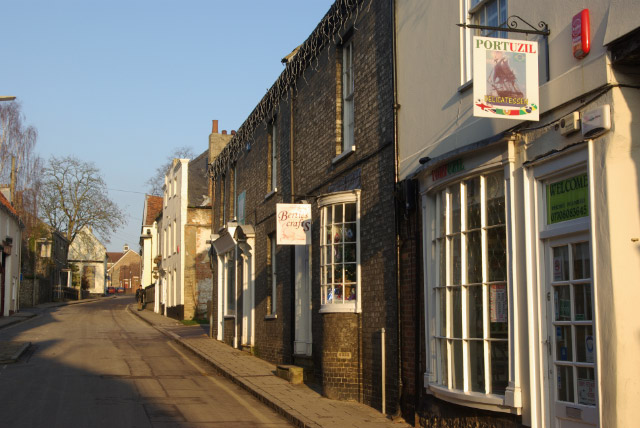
241 251 254 347
294 245 312 355
545 235 598 427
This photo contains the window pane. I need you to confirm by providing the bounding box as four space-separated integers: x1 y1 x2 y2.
576 325 595 363
345 283 356 301
574 284 593 321
490 284 508 339
452 235 462 285
332 225 342 244
491 341 508 395
439 339 448 387
325 226 331 246
470 340 485 393
345 203 356 222
555 325 573 362
334 245 343 263
573 242 591 280
327 206 332 225
557 365 575 403
554 285 571 321
452 287 462 338
452 340 464 390
438 288 446 337
344 223 356 242
226 252 235 314
486 172 505 226
334 264 343 285
553 246 570 282
451 185 461 233
467 230 482 284
335 203 343 223
487 226 506 282
466 176 481 229
334 283 343 303
439 191 446 236
438 239 446 286
345 263 356 283
577 367 596 406
468 285 483 338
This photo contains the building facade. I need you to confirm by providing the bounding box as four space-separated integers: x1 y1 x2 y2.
107 247 141 292
209 0 399 413
395 1 640 427
0 192 22 316
68 226 107 296
140 194 162 289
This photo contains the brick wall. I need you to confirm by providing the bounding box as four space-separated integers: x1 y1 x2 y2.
209 0 397 413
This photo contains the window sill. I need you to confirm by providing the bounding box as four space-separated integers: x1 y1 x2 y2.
332 146 356 165
264 189 277 201
319 302 358 313
264 314 277 320
426 383 519 414
457 79 473 93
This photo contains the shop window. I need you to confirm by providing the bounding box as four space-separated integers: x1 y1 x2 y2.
430 171 508 396
319 191 360 312
461 0 508 85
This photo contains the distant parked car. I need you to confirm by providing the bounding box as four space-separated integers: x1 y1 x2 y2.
107 287 116 294
117 287 125 294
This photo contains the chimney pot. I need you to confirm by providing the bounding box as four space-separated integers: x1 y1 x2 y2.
231 130 236 135
212 120 218 133
222 130 227 135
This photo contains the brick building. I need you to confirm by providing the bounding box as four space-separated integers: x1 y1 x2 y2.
107 246 140 293
209 0 398 414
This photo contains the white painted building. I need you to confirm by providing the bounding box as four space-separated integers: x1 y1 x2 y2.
0 192 22 317
68 226 107 295
160 159 188 319
140 194 162 312
396 1 640 427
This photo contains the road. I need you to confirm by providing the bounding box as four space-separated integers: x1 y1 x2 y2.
0 297 292 427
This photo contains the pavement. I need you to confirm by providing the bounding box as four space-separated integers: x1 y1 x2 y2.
0 297 107 363
130 304 411 428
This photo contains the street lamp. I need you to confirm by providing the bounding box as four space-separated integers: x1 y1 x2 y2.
0 96 16 102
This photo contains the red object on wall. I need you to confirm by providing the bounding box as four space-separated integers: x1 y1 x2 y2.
572 9 590 59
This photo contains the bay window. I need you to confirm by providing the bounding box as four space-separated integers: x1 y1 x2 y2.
430 170 508 396
319 191 360 312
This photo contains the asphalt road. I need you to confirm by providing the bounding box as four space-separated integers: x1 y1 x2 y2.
0 297 292 427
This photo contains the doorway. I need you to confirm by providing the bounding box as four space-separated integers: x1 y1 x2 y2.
294 245 312 356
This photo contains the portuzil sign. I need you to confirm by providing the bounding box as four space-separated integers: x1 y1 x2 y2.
276 203 312 245
473 36 539 121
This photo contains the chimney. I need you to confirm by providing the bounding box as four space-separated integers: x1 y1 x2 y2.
212 119 218 134
231 130 236 135
222 130 227 135
123 244 129 252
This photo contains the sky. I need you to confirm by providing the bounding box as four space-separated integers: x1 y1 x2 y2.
2 0 335 252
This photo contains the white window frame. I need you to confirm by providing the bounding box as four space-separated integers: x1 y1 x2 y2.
424 168 517 411
270 121 278 193
342 40 355 154
267 235 277 316
318 190 361 313
460 0 508 86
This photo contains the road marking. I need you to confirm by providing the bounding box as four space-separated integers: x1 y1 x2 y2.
166 341 274 424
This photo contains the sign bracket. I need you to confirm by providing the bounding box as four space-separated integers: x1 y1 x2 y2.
457 15 550 37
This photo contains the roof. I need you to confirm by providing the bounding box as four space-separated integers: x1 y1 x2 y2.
0 191 23 227
144 195 163 225
107 252 124 264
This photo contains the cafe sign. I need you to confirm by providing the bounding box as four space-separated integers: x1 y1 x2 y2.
473 36 539 121
546 173 589 224
276 203 312 245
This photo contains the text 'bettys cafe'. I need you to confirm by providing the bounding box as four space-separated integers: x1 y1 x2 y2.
473 36 539 121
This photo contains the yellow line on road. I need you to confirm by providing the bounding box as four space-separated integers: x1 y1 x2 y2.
166 341 274 424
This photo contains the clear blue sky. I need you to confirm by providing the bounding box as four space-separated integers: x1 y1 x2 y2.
2 0 334 252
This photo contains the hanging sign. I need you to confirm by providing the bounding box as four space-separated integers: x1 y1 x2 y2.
276 203 312 245
473 36 539 121
546 173 589 224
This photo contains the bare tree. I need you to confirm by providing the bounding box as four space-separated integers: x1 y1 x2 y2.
39 156 127 244
146 146 195 196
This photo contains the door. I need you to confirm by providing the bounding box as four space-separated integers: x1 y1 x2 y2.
240 248 254 348
294 245 312 355
546 235 598 427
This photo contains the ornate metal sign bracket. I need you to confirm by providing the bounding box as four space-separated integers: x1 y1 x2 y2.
457 15 550 37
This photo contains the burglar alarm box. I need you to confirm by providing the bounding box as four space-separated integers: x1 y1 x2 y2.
572 9 590 59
